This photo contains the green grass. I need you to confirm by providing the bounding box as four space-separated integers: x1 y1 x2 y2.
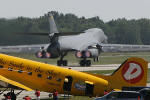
6 52 150 65
94 52 150 64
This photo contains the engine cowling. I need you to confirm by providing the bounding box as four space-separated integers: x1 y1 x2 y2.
75 48 101 58
85 51 91 58
75 51 82 58
45 52 51 58
75 51 91 58
35 51 43 58
35 50 60 58
87 48 100 57
35 51 51 58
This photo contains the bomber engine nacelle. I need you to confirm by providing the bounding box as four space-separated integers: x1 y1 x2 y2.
88 48 100 57
75 48 100 58
35 43 60 59
35 50 51 58
35 50 60 58
75 51 91 58
35 46 60 59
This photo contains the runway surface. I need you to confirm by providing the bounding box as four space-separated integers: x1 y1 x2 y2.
64 63 150 71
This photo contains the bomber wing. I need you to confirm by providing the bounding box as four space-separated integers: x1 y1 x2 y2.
0 75 33 91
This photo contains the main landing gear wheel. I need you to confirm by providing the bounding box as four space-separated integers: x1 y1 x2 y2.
57 60 68 66
57 52 68 66
94 57 99 62
80 60 91 66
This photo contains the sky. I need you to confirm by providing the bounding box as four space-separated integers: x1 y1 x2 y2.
0 0 150 21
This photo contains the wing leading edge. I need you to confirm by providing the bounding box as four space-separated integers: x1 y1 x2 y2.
0 75 33 91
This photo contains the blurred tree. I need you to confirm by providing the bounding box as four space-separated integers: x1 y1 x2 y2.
0 11 149 45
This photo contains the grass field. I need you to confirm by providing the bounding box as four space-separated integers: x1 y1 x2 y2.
6 52 150 65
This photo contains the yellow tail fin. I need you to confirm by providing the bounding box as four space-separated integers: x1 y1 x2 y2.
109 57 148 90
87 57 148 90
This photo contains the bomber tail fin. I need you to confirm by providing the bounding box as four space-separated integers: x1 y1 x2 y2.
48 12 59 34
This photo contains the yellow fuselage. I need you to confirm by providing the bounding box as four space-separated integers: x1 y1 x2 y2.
0 54 108 96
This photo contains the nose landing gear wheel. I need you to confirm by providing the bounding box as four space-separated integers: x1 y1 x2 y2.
80 60 91 66
57 52 68 66
57 60 68 66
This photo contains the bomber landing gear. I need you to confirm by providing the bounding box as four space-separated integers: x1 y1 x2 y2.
57 52 68 66
80 59 91 66
57 60 68 66
94 57 99 62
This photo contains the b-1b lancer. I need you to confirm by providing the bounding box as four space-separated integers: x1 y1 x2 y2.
20 12 150 67
29 12 107 66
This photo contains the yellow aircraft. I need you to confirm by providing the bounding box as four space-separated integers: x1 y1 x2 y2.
0 53 148 97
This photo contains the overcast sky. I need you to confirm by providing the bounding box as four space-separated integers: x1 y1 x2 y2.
0 0 150 21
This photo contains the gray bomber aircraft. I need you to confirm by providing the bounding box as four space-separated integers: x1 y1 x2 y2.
16 12 150 66
30 12 107 66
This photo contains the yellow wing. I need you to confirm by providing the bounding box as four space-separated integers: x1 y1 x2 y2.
0 75 33 91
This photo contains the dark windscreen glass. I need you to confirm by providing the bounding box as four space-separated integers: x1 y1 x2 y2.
106 92 119 99
119 92 140 98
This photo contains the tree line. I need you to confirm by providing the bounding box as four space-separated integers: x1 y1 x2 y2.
0 11 150 45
